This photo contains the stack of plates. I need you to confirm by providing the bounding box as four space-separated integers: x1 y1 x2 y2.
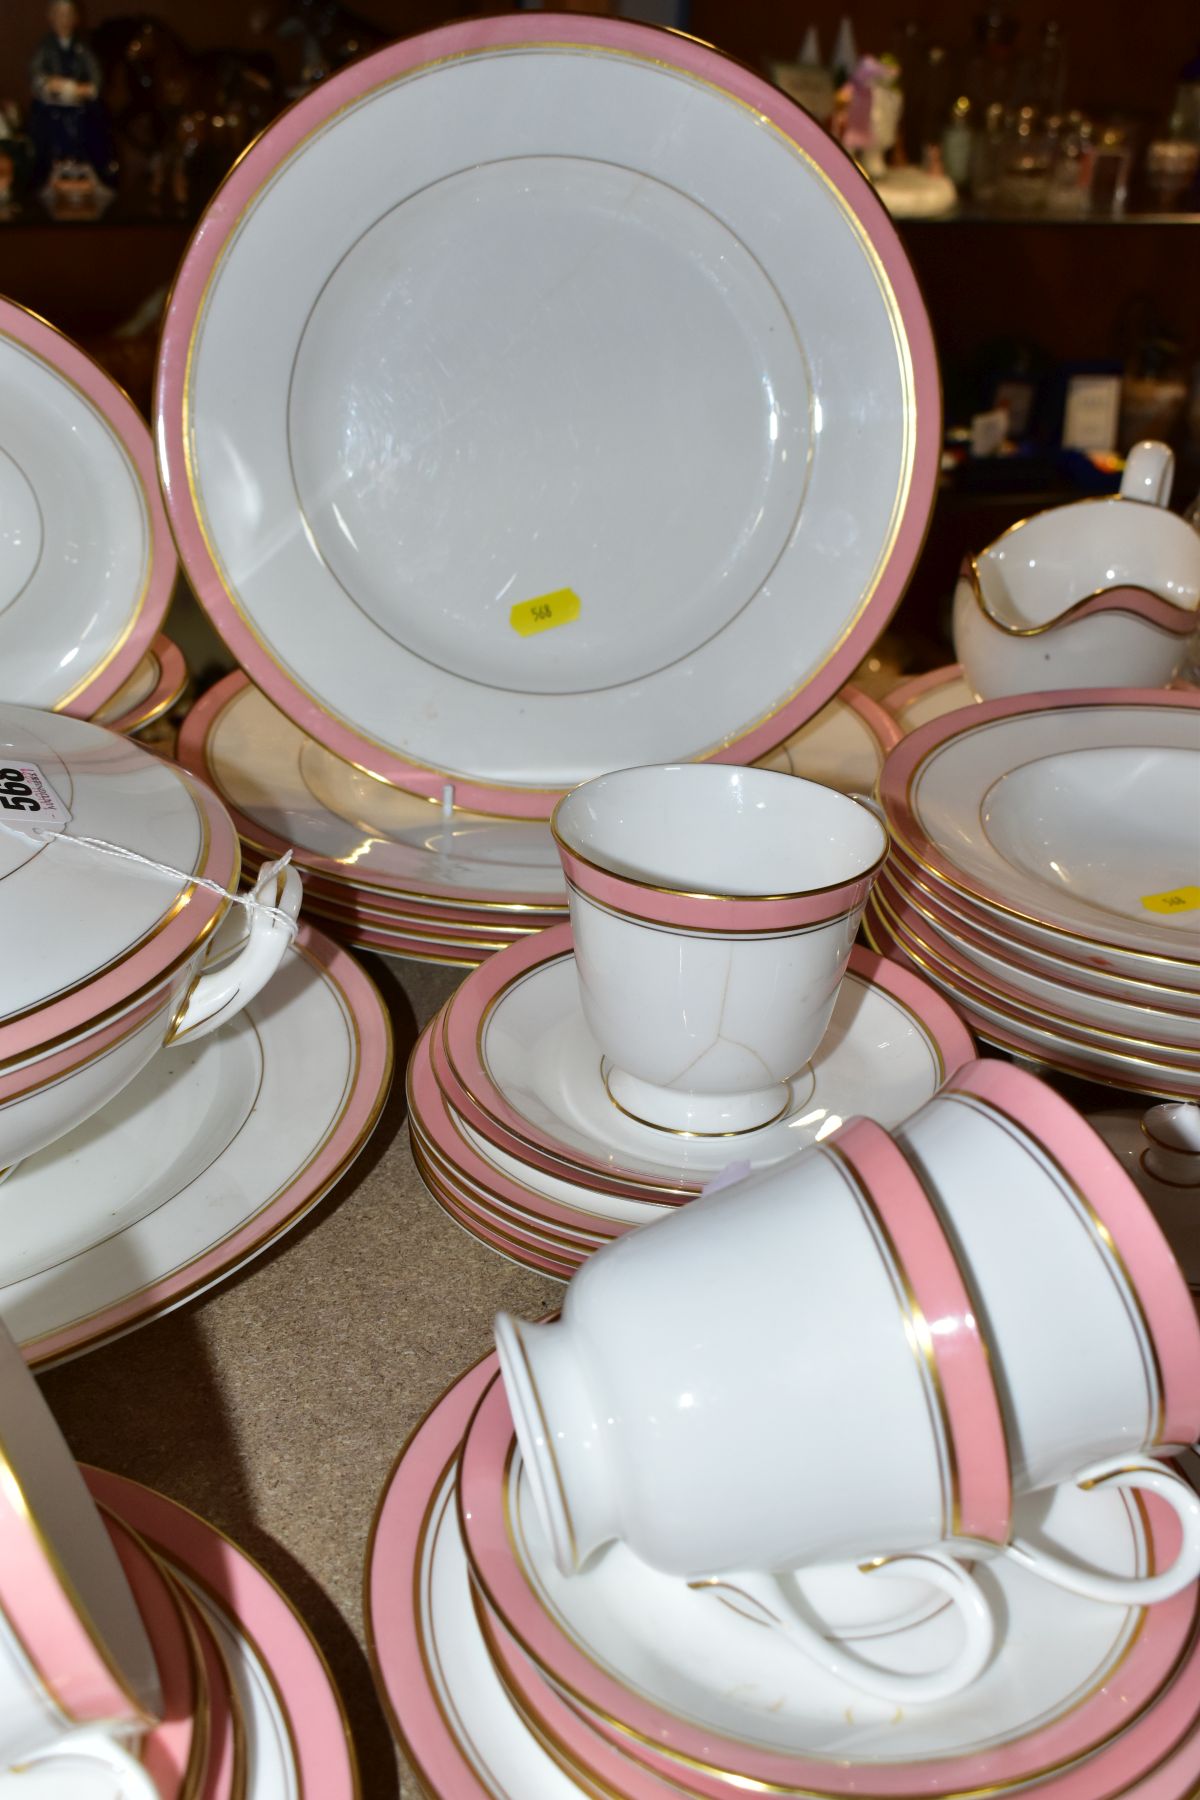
177 673 569 966
0 299 178 721
177 672 901 967
869 689 1200 1098
156 11 937 831
367 1352 1200 1799
405 921 976 1275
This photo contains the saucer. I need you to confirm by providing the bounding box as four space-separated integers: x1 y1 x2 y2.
159 13 936 815
1 924 391 1368
86 1467 358 1799
368 1352 1200 1800
754 683 901 795
0 301 175 718
102 1512 205 1800
438 924 975 1192
461 1368 1200 1796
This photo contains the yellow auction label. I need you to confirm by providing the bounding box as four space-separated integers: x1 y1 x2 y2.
1141 885 1200 915
510 588 581 637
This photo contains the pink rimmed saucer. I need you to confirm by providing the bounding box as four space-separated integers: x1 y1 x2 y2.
84 1469 358 1800
158 15 937 819
0 301 176 720
460 1367 1200 1799
5 924 392 1368
102 1514 204 1800
433 924 975 1197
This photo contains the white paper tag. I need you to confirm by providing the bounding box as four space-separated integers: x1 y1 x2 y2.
0 762 72 832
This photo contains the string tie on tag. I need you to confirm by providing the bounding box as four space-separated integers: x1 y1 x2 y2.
0 818 301 941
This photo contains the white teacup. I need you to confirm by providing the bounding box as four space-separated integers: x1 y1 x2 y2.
551 764 885 1134
952 440 1200 700
0 1322 161 1782
895 1059 1200 1513
497 1098 1200 1703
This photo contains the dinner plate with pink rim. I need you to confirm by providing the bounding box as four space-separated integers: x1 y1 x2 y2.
158 12 938 819
178 675 566 910
94 639 189 738
460 1369 1200 1798
85 1467 358 1800
0 301 175 718
879 689 1200 965
0 924 391 1368
438 925 975 1190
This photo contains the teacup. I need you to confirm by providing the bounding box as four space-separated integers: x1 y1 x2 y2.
895 1059 1200 1506
496 1093 1200 1702
551 764 885 1134
0 1320 161 1786
952 441 1200 700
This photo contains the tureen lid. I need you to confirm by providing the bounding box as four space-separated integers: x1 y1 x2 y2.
0 704 238 1061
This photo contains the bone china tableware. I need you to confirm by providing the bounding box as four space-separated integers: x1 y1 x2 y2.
491 1096 1200 1641
158 11 938 818
0 703 301 1169
553 765 887 1134
84 1466 359 1799
878 689 1200 978
1 922 391 1369
952 443 1200 701
0 1320 161 1783
0 302 175 720
367 1351 1200 1800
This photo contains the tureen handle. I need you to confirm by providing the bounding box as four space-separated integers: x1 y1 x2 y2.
165 856 302 1044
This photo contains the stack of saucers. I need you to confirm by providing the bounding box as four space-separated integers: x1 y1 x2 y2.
0 1315 358 1797
869 687 1200 1099
408 758 975 1276
369 1059 1200 1798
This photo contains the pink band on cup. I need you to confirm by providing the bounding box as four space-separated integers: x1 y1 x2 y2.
943 1060 1200 1448
830 1116 1013 1547
558 842 878 933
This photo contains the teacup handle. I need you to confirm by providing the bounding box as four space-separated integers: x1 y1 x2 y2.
688 1550 995 1705
1003 1455 1200 1605
1120 440 1174 508
165 856 302 1045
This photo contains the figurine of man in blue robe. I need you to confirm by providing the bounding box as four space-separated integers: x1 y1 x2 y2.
29 1 113 188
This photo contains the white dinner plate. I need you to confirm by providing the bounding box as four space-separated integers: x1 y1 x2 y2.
158 14 937 817
0 302 175 717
